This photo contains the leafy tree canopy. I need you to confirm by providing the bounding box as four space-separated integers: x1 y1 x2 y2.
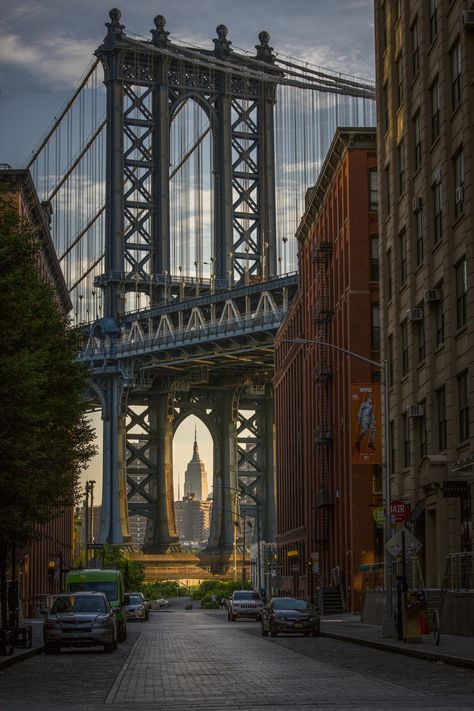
0 198 96 551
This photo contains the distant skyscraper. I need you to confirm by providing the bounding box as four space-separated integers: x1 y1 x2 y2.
183 428 208 501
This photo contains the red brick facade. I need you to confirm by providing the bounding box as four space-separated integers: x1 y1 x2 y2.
274 128 381 611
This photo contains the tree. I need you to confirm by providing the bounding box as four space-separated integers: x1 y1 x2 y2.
102 545 145 591
0 198 96 626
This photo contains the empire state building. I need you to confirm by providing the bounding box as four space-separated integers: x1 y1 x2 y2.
183 428 208 501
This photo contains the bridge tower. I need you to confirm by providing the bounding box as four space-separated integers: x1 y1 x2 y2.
93 10 281 557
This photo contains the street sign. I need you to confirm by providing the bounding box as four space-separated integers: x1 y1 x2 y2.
390 500 411 522
443 480 469 497
385 529 422 559
87 543 104 550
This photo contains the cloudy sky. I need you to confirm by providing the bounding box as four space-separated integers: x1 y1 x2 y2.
0 0 375 506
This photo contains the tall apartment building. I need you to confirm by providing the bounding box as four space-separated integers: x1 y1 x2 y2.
375 1 474 588
274 128 379 611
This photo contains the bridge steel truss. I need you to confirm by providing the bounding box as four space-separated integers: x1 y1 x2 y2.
88 10 292 554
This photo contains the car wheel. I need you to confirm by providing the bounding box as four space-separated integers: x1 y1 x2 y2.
270 626 277 637
118 624 127 643
104 641 115 653
113 637 118 650
312 628 320 637
261 623 268 637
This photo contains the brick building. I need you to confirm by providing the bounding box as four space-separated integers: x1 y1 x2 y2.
374 0 474 591
274 128 380 611
0 166 73 616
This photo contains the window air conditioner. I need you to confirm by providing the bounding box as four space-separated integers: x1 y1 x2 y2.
455 186 464 204
407 307 423 322
407 404 425 418
424 288 441 303
412 197 422 213
462 11 474 29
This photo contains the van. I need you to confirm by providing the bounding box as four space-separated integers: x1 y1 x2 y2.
65 569 127 642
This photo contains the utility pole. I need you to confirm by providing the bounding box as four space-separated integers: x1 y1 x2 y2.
84 482 90 567
89 480 96 567
242 514 246 588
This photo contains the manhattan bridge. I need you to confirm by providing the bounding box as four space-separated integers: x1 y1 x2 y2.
27 10 375 567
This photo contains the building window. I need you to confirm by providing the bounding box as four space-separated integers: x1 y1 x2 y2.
385 164 391 217
435 283 444 346
401 319 409 376
415 208 423 265
437 385 447 451
388 334 393 388
430 0 438 44
419 403 427 458
417 308 425 363
386 248 392 301
412 17 420 78
451 40 462 111
458 371 470 442
398 139 405 195
431 78 440 142
369 169 378 211
370 235 379 281
389 420 395 472
383 84 389 134
402 413 410 468
456 258 467 329
399 230 407 284
396 55 403 108
413 111 421 172
433 180 442 244
454 148 464 220
371 303 380 350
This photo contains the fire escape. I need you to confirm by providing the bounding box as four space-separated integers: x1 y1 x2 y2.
311 235 334 549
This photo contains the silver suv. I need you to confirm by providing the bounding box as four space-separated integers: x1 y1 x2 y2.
227 590 264 622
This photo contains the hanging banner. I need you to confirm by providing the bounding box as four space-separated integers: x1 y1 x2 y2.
351 383 382 464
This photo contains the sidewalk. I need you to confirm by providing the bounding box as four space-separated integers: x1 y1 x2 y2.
321 613 474 669
0 619 44 670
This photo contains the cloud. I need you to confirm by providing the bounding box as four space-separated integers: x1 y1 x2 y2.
0 32 95 88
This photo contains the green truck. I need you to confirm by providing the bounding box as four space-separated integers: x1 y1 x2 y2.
65 569 127 642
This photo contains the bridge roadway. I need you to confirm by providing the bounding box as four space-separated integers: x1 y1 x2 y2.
1 600 474 710
81 274 298 376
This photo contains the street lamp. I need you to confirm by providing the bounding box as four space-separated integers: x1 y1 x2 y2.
282 337 395 638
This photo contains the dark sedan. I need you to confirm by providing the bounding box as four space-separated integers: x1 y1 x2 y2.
261 597 320 637
43 592 117 654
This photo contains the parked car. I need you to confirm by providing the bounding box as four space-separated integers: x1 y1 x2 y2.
154 597 169 608
43 591 117 654
261 597 320 637
127 591 150 619
227 590 264 621
124 593 148 622
65 568 127 642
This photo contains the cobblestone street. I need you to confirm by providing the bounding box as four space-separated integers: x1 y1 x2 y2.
1 603 474 710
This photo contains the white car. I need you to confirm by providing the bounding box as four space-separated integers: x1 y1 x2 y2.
227 590 264 621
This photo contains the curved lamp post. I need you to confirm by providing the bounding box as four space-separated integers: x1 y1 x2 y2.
282 337 394 638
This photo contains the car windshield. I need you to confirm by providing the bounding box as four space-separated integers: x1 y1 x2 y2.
52 595 107 614
234 592 261 601
272 598 309 611
68 581 118 602
128 595 142 605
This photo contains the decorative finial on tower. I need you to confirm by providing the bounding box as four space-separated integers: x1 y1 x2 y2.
151 14 170 47
194 424 197 443
214 24 232 58
256 31 275 63
104 8 125 46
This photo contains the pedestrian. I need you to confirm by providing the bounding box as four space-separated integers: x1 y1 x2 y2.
211 592 217 609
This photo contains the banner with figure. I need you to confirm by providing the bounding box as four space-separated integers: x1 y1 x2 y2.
351 384 382 464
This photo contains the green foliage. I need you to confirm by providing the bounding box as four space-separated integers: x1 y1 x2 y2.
191 579 251 602
0 199 96 551
102 545 145 591
141 580 183 600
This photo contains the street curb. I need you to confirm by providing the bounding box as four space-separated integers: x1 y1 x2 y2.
0 645 44 671
320 630 474 670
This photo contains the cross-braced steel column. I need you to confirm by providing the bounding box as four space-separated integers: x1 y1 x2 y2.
207 390 240 549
